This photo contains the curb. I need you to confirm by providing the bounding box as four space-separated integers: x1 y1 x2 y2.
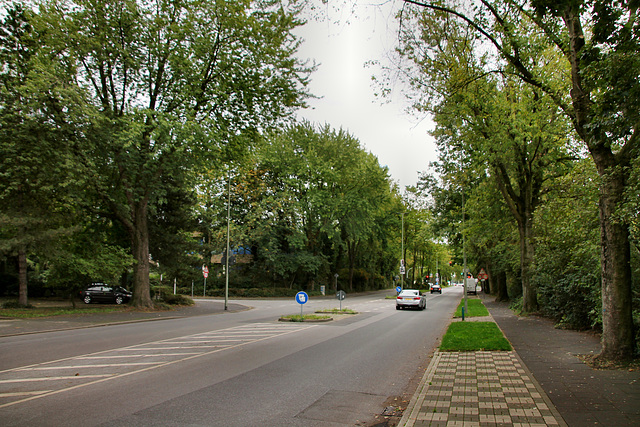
399 350 443 426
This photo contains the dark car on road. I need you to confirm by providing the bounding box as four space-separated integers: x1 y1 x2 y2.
81 283 132 305
430 283 442 294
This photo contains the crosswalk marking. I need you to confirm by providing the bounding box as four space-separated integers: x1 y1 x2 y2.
0 322 315 409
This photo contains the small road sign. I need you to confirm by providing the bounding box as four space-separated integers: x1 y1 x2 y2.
396 286 402 293
478 268 488 280
336 290 346 301
295 291 308 305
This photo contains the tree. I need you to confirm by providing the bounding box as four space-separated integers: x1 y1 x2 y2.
34 0 313 307
0 4 88 305
395 3 577 312
400 0 639 361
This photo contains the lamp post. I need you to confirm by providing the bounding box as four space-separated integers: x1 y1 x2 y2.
225 167 231 311
401 212 405 289
462 182 468 318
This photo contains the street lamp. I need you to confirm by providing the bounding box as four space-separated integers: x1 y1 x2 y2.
225 166 231 311
401 212 405 289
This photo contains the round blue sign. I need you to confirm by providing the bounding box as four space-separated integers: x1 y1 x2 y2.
295 291 309 305
396 286 402 293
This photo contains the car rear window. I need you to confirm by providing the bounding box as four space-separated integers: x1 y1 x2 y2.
399 290 419 296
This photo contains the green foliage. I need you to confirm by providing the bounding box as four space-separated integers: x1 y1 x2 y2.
454 299 490 318
223 122 399 291
533 159 602 330
205 287 323 298
1 300 34 309
162 293 194 306
440 322 512 352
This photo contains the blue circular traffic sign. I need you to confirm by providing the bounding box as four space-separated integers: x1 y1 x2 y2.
396 286 402 293
295 291 308 305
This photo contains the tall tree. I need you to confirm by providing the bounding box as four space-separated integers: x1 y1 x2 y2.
0 4 87 305
400 0 639 361
394 8 574 312
34 0 313 307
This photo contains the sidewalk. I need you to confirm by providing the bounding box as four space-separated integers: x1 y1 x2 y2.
400 297 640 427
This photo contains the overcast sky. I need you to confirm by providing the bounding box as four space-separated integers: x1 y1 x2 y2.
293 0 437 190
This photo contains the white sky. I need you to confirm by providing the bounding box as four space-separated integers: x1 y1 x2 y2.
293 0 437 190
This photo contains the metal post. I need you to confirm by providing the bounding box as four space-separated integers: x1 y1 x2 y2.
401 212 405 289
225 167 231 311
462 183 468 318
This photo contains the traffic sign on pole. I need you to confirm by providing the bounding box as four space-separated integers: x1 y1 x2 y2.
295 291 308 317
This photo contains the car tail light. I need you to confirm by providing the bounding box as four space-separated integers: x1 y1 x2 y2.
396 296 402 300
414 297 421 300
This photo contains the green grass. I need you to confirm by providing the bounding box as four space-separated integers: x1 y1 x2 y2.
0 306 126 318
440 322 512 351
454 298 490 317
279 314 332 322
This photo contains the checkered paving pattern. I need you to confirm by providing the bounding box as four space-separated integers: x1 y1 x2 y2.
402 351 566 426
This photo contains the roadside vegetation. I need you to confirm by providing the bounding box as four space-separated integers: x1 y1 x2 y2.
0 303 127 319
441 298 511 351
440 322 512 352
0 1 637 362
279 314 332 322
454 299 490 318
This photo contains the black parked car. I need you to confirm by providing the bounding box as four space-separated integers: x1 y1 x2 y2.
81 283 132 305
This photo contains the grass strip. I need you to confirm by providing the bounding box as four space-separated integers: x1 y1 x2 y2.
280 314 332 322
440 322 512 351
454 298 490 317
0 306 126 318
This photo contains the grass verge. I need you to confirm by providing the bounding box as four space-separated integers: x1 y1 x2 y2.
440 322 512 351
454 298 490 317
279 314 332 322
0 306 127 318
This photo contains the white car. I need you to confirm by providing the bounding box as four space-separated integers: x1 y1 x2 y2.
396 289 426 310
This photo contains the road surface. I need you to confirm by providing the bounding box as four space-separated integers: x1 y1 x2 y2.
0 287 461 426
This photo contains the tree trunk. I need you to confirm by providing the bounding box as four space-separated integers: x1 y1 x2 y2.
519 217 538 313
596 165 634 361
562 6 635 361
17 248 28 306
495 270 509 302
130 200 153 308
347 240 356 291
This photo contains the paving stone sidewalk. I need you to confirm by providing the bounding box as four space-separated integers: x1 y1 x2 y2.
400 296 640 427
401 350 566 426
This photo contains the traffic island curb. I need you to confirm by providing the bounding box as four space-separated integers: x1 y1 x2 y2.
278 316 333 323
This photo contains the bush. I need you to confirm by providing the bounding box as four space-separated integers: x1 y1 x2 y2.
1 300 34 309
162 293 195 306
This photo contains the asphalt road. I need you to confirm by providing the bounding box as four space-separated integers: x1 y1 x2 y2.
0 288 461 426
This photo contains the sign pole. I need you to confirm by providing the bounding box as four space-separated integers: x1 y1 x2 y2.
295 291 308 319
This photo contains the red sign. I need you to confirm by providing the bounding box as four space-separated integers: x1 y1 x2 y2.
203 266 209 278
478 268 488 280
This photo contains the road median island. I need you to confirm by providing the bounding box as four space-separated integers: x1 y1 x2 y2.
278 309 360 322
441 298 512 351
278 314 333 322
